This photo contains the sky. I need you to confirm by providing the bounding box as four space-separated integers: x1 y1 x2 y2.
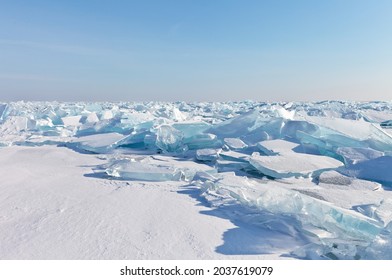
0 0 391 102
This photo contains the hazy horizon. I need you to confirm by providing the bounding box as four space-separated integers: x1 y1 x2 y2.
1 0 391 102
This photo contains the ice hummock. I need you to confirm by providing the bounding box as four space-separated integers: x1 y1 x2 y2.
155 125 187 153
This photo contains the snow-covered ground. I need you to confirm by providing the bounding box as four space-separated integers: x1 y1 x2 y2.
1 100 392 259
0 146 295 259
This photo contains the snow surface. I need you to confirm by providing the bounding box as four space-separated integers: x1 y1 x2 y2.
1 100 392 259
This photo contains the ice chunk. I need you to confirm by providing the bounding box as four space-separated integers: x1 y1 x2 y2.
361 109 392 123
143 133 157 149
76 118 124 136
105 155 216 181
219 150 250 162
184 133 221 150
302 115 392 151
215 151 255 173
241 118 285 144
0 103 8 122
295 129 365 161
374 199 392 226
35 118 54 129
0 116 35 132
69 132 125 153
253 188 380 240
256 139 299 155
172 122 210 138
196 148 220 161
249 150 343 178
223 138 248 150
280 176 383 212
155 125 187 153
0 116 37 145
61 115 82 127
172 107 187 121
336 147 384 165
120 111 154 127
207 110 261 138
340 156 392 186
280 120 318 139
100 110 114 120
115 130 149 149
216 159 252 172
106 160 184 181
273 106 295 120
85 112 100 123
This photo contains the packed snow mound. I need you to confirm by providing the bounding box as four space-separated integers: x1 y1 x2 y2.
1 100 392 259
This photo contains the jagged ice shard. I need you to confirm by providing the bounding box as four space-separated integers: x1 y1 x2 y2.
1 100 392 259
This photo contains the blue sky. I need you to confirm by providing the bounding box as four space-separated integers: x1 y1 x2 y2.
0 0 391 101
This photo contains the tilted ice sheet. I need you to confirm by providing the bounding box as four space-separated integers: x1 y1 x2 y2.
256 139 299 155
339 156 392 187
69 132 126 153
249 140 343 178
336 147 384 165
223 138 248 150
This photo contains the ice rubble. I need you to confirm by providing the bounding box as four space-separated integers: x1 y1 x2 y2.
1 100 392 259
197 172 392 259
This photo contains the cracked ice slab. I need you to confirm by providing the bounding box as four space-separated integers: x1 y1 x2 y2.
249 140 344 178
105 155 217 181
69 132 125 153
256 139 299 155
339 156 392 187
301 116 392 151
223 138 248 150
336 147 384 165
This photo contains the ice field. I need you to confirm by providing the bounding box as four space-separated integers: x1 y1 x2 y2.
1 100 392 259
